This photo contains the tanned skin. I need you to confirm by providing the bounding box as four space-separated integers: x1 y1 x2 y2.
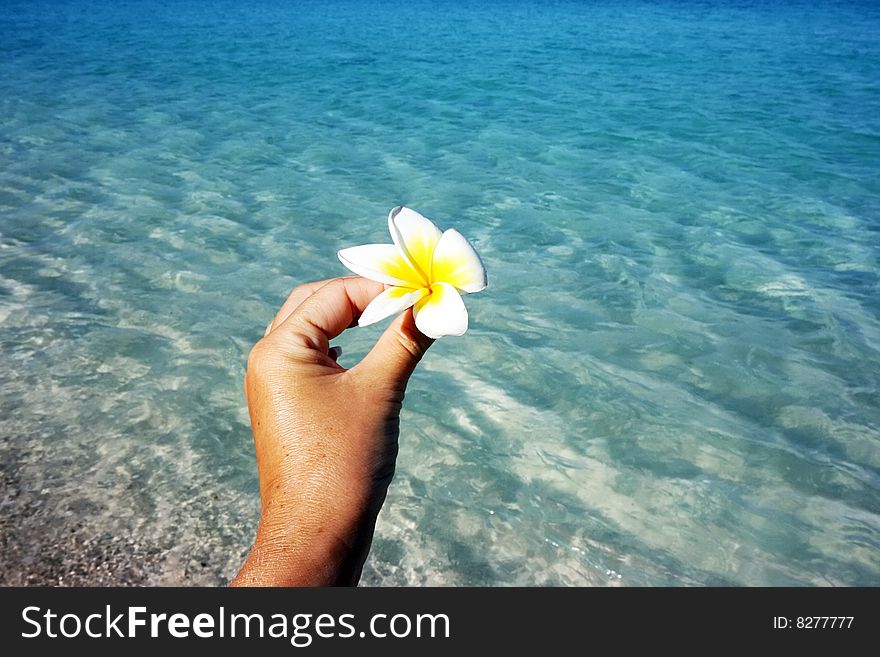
231 277 433 586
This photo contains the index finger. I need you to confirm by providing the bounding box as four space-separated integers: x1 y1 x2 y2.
271 276 385 353
265 277 336 337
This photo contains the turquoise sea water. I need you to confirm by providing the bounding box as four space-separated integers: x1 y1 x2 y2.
1 0 878 585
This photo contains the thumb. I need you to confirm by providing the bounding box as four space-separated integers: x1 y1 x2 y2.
355 308 434 391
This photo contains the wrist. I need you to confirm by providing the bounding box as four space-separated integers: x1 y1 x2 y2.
241 524 357 587
232 489 377 587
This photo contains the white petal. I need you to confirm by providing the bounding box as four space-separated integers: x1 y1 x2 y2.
413 282 468 338
430 228 487 293
358 286 429 327
337 244 423 288
387 206 442 285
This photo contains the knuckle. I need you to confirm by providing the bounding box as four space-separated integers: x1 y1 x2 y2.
395 320 432 360
246 338 275 375
395 329 425 360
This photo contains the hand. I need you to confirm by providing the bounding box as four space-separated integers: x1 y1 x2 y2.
230 276 433 586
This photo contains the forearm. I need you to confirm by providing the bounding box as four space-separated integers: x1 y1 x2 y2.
230 487 384 587
231 522 358 587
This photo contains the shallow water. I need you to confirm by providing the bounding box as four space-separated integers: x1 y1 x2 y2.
1 0 878 585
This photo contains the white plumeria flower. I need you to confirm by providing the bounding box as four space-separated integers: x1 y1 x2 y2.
337 206 487 339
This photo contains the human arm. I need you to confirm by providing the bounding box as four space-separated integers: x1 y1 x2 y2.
230 276 433 586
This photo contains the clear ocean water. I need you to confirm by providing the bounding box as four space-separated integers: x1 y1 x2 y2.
1 0 878 586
